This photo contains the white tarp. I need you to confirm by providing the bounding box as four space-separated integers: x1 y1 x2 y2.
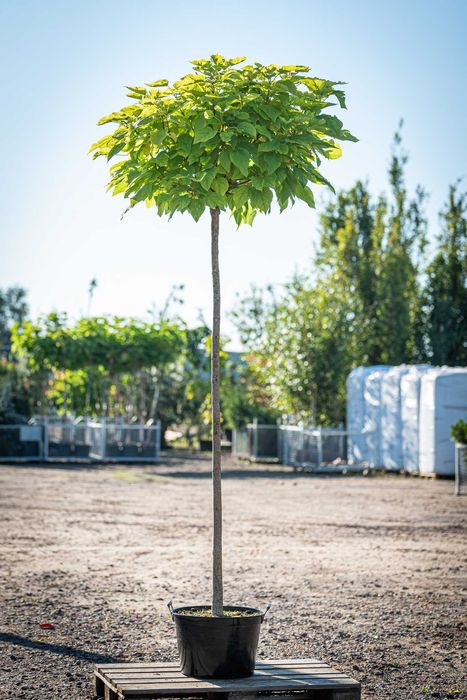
347 366 390 464
419 367 467 476
400 365 432 473
363 366 391 467
381 365 412 470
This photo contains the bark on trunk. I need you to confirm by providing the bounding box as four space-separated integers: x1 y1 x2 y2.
210 207 223 616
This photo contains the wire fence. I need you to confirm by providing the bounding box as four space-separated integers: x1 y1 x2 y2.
89 422 161 462
0 424 43 462
232 423 281 462
0 419 161 463
280 426 347 469
232 423 351 469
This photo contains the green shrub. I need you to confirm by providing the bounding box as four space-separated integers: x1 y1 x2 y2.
451 418 467 444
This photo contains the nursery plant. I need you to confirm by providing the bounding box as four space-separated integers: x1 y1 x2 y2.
451 418 467 445
90 54 356 676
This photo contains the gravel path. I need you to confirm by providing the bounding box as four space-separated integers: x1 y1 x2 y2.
0 455 465 699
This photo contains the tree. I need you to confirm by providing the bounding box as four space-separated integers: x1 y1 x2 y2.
12 314 186 419
0 286 29 351
90 54 356 615
233 131 428 425
0 287 30 422
317 129 427 365
423 183 466 365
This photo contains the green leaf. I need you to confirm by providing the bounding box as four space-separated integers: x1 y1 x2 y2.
146 79 169 87
251 188 273 211
151 128 168 146
188 200 205 222
296 184 315 208
340 129 358 143
193 125 217 144
125 85 146 95
237 122 257 138
263 152 281 174
230 148 250 177
251 176 265 190
106 141 125 160
97 112 122 126
220 131 233 143
212 177 229 196
219 150 231 171
258 104 279 122
325 142 342 159
231 186 249 208
177 134 193 156
199 167 216 190
334 90 346 109
282 65 309 72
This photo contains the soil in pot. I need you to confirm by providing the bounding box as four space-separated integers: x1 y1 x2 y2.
172 605 264 679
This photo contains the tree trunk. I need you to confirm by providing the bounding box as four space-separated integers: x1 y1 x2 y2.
210 207 223 616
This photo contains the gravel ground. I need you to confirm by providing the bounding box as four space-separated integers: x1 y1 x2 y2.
0 454 465 700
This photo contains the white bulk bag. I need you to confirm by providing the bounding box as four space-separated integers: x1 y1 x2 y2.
363 366 391 467
347 366 390 464
381 365 412 470
419 367 467 476
400 365 432 473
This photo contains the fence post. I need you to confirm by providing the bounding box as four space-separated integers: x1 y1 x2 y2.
455 444 460 497
276 419 282 463
339 423 344 463
253 418 259 460
282 428 288 465
300 427 305 469
317 427 323 467
158 420 161 461
100 418 107 461
43 418 49 462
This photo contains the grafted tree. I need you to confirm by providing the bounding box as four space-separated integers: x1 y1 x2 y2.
90 54 356 615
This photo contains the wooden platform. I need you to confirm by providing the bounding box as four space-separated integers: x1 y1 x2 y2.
94 658 361 700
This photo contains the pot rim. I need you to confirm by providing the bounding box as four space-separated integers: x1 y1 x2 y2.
173 604 262 619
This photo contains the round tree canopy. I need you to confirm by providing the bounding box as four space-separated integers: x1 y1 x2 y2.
90 54 357 226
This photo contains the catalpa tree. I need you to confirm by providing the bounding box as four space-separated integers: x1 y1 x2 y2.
90 54 357 616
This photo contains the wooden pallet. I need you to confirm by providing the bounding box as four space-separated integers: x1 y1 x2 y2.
94 658 361 700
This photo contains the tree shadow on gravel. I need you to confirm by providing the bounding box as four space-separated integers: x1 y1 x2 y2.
0 632 122 663
156 467 347 480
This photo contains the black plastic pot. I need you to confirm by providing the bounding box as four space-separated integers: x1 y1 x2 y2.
169 603 269 678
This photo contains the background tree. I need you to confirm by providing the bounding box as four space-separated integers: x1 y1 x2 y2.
0 286 29 353
423 183 466 365
234 132 429 424
12 315 186 420
90 54 356 615
0 287 30 422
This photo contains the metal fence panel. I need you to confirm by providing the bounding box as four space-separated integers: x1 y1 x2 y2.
45 421 92 460
254 425 280 460
280 426 349 469
232 428 249 459
0 419 161 463
232 423 280 461
0 424 43 461
104 423 160 462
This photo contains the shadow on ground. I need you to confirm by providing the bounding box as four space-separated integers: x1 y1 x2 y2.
0 632 122 664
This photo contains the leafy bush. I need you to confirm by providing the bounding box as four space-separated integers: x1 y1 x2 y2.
451 419 467 445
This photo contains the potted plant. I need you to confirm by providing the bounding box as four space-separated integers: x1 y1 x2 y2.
451 419 467 496
90 54 356 678
451 418 467 447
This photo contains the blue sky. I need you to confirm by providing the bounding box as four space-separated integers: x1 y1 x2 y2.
1 0 466 346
